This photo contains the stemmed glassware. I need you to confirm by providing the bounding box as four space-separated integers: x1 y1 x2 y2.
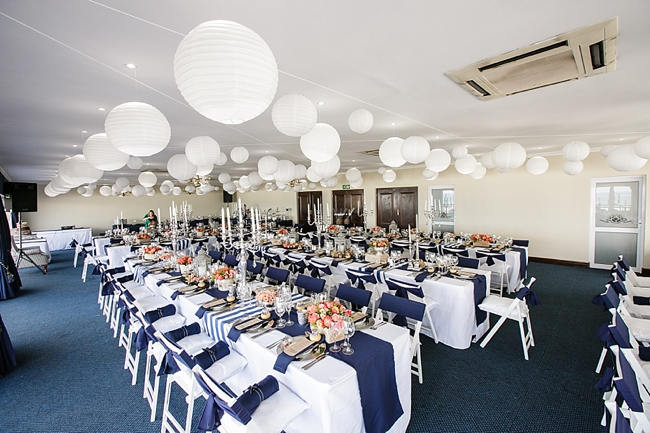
275 297 286 329
329 320 342 353
283 293 294 326
342 316 355 355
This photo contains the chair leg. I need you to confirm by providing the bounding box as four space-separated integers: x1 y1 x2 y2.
480 313 508 348
595 347 607 374
518 319 529 360
184 380 195 433
527 315 535 347
425 309 439 344
161 376 173 433
416 342 423 384
82 258 89 282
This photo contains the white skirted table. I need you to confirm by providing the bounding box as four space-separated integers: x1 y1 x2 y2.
32 228 92 251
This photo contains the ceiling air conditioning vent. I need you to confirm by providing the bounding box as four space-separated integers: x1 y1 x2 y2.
446 18 617 100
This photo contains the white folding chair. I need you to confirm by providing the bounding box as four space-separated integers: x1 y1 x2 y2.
84 237 110 282
385 277 439 344
479 277 538 360
477 253 510 297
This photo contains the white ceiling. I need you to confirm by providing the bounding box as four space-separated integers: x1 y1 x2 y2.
1 0 649 183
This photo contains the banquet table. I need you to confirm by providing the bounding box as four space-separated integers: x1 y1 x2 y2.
32 228 92 251
128 262 412 433
464 246 527 293
18 237 51 262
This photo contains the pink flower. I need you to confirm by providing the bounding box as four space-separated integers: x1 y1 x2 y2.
308 313 319 323
323 316 333 328
331 306 339 314
318 303 325 310
332 313 341 322
344 309 352 316
316 319 323 328
325 301 333 309
307 305 316 313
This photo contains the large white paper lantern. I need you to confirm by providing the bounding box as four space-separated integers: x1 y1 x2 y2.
493 142 526 170
127 156 143 170
377 167 387 175
425 149 451 172
379 137 406 167
306 166 321 182
274 160 296 183
455 155 477 174
563 160 584 175
312 155 340 179
348 109 373 134
300 123 340 163
99 185 112 196
173 20 278 125
230 146 249 164
138 171 157 187
401 136 430 164
216 152 228 166
480 152 496 169
350 177 363 188
293 164 307 179
218 173 231 184
248 172 263 187
451 144 468 159
382 169 396 183
83 133 129 171
259 171 274 181
196 164 213 176
600 144 618 156
470 164 487 180
167 154 197 181
132 185 146 197
44 184 60 197
634 136 650 159
272 94 317 137
525 156 549 175
345 167 362 182
59 155 103 186
258 155 279 175
105 102 171 156
185 136 221 166
422 169 438 180
52 175 74 190
563 141 590 161
607 144 647 171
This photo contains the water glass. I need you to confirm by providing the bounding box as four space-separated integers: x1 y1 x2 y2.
275 297 286 329
342 317 355 355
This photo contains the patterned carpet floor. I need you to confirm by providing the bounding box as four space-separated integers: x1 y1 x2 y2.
0 250 609 432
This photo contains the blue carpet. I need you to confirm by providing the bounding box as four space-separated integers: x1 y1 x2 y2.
0 250 608 432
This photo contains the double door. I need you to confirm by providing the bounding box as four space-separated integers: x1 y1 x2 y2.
376 187 418 229
332 189 364 226
297 191 323 225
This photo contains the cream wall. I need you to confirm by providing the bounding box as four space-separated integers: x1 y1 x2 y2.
239 154 650 267
24 186 224 235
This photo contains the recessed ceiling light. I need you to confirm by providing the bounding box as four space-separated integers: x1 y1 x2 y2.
72 144 78 148
81 129 88 134
125 63 136 70
618 138 625 141
97 107 105 112
352 160 356 162
391 122 396 126
317 101 325 106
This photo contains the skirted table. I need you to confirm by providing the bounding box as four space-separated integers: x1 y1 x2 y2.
32 228 92 251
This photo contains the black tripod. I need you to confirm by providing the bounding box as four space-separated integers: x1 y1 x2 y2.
14 213 45 274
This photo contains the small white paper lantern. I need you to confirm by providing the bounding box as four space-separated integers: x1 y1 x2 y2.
470 164 487 180
348 109 374 134
114 177 130 189
272 94 317 137
526 156 549 175
634 136 650 159
77 186 88 195
563 141 590 161
59 155 103 186
167 154 197 181
422 169 438 180
273 160 296 183
451 144 468 159
377 167 387 175
230 146 249 164
196 165 213 176
345 168 361 182
312 155 340 179
83 133 129 171
218 173 231 184
248 172 263 186
425 149 451 172
293 164 307 179
480 152 496 169
401 136 430 164
126 156 143 170
306 166 321 182
138 171 157 187
172 186 181 196
161 180 175 189
239 176 251 189
300 123 341 163
99 185 112 196
258 155 279 175
379 137 406 167
382 169 396 183
350 177 363 188
132 185 146 197
52 175 75 190
216 152 228 166
185 136 221 166
563 160 584 176
105 102 171 156
185 185 196 193
174 20 278 124
455 155 477 174
607 144 648 171
493 142 527 170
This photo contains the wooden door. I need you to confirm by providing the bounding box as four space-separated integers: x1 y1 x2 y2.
297 191 322 225
332 189 364 226
376 187 418 229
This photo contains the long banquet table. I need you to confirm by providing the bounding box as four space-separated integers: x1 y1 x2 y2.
32 227 92 251
128 262 412 433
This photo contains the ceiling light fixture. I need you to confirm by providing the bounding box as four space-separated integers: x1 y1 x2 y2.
125 63 136 70
72 144 78 148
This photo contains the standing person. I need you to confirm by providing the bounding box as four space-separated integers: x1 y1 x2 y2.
143 209 158 229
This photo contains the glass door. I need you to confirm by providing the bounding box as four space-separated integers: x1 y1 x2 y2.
590 176 645 271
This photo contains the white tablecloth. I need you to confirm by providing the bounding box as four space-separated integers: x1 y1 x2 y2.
467 247 526 293
18 237 51 262
32 228 92 251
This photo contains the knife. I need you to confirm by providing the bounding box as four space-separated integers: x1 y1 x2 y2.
302 351 329 370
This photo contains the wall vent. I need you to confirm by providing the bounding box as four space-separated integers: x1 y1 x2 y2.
446 18 618 100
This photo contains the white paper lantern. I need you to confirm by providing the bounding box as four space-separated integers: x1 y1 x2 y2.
161 180 175 189
99 185 112 196
451 144 468 159
230 146 249 164
126 156 143 170
264 183 273 192
138 171 157 188
223 182 236 194
174 20 278 124
379 137 406 167
83 133 129 171
345 168 361 182
59 155 103 186
52 175 75 190
348 109 374 134
273 160 296 183
123 185 132 193
422 169 438 180
77 186 88 195
113 177 129 189
44 184 59 197
196 164 213 176
185 185 196 193
81 188 94 198
196 189 206 196
248 172 263 187
293 164 307 179
480 152 496 169
377 167 387 175
239 176 251 189
167 154 197 181
132 185 146 197
300 123 341 163
634 136 650 159
470 164 487 180
425 149 451 172
455 155 477 175
563 141 590 161
322 177 338 188
271 94 317 137
382 169 396 183
600 144 618 157
525 156 549 175
307 183 316 190
401 136 430 164
258 155 279 175
218 173 231 184
216 152 228 166
306 166 321 182
312 155 340 179
350 177 363 188
105 102 171 156
563 160 584 175
607 144 648 171
111 184 121 194
185 136 221 166
259 171 274 181
493 142 527 170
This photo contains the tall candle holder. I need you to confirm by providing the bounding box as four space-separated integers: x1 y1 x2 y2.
235 199 251 300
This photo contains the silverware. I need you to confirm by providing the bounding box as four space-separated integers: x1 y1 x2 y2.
370 321 387 330
302 351 329 370
266 338 284 349
251 322 276 339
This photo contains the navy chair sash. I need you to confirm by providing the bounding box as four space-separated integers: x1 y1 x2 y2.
336 284 372 307
265 266 289 284
295 274 325 294
475 252 505 266
307 261 332 278
595 366 615 393
618 257 631 272
614 351 643 412
246 260 263 275
385 278 424 299
224 254 238 267
208 250 222 263
610 313 632 349
512 239 529 247
457 256 479 269
515 285 540 307
345 270 377 290
378 292 425 322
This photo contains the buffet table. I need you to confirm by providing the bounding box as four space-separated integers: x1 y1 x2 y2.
32 228 92 251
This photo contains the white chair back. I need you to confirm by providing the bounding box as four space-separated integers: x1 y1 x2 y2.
107 245 132 269
93 237 111 257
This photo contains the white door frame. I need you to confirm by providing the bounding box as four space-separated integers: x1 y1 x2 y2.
589 175 645 272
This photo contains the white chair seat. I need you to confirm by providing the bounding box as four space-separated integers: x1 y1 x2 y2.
623 297 650 320
126 284 153 300
629 272 650 288
479 295 528 320
134 295 169 312
627 316 650 342
204 351 248 383
219 382 309 433
176 333 215 355
150 314 186 333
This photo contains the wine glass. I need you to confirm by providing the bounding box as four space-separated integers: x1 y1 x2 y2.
283 293 294 326
329 320 342 353
275 297 286 329
342 317 355 355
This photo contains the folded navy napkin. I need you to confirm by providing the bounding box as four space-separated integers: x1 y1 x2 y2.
414 271 428 282
164 323 201 343
193 341 230 369
195 290 230 319
143 304 176 323
227 317 269 343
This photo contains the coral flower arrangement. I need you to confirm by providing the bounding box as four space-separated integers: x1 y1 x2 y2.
369 239 389 249
212 266 236 281
470 233 494 243
276 228 288 235
177 255 193 265
307 300 352 330
143 245 161 255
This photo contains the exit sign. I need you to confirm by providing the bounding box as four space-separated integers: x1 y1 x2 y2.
342 184 350 190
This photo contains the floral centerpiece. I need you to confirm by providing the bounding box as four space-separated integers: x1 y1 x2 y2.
307 300 352 343
470 233 494 246
276 228 288 235
187 274 209 288
142 245 161 260
369 238 389 252
327 224 338 234
282 241 300 249
212 266 236 290
136 233 151 244
159 252 173 261
177 255 193 273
